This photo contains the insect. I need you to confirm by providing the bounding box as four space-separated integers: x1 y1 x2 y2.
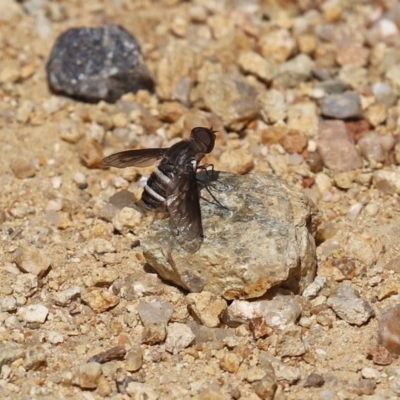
100 127 218 252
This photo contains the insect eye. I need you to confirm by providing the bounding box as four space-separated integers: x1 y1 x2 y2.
191 127 216 152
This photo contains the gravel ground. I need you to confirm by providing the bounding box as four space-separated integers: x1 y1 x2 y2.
2 0 400 399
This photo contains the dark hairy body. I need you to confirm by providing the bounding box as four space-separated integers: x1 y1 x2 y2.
100 127 217 251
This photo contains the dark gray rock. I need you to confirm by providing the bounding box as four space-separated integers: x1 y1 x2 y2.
141 172 321 300
46 25 154 103
320 93 362 119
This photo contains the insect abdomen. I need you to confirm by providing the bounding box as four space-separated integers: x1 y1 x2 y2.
140 166 171 210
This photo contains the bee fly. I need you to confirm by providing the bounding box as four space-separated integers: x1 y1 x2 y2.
100 127 218 252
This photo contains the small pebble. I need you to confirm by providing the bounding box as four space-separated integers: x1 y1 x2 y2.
327 282 374 326
187 292 227 328
112 207 142 233
73 172 88 189
53 286 83 306
1 296 17 312
125 346 143 372
317 120 363 171
17 304 49 323
81 287 119 313
321 93 362 120
73 362 102 389
25 346 47 370
14 245 51 277
47 330 64 344
51 176 62 189
304 372 325 388
361 367 381 380
10 159 36 179
88 346 126 363
165 323 195 354
219 352 242 373
378 304 400 355
246 366 266 383
138 302 174 326
126 382 159 400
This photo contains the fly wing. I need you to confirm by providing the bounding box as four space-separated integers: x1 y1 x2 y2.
166 169 203 251
100 148 168 168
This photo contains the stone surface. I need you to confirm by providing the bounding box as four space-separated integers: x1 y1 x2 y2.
73 362 102 389
373 169 400 195
125 347 143 372
187 292 227 328
17 304 49 323
238 51 277 83
258 89 287 124
81 287 119 313
273 54 314 88
358 132 395 163
165 323 195 354
10 159 36 179
156 42 195 105
317 120 363 171
197 73 260 130
327 281 374 326
138 301 174 326
47 25 154 102
226 295 301 330
88 347 126 364
219 352 242 373
142 173 320 299
126 382 159 400
142 323 167 345
321 93 362 119
378 304 400 355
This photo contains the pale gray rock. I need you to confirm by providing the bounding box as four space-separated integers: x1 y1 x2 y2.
1 296 17 312
12 273 38 297
196 73 260 130
138 301 174 326
165 323 195 354
303 277 327 298
17 304 49 324
317 120 363 171
327 281 374 326
258 89 287 124
226 295 301 330
53 285 83 306
372 82 397 107
273 54 314 88
142 173 320 300
320 93 362 119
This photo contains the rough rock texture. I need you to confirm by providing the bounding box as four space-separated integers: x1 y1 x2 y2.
317 120 363 171
142 173 320 299
46 25 154 102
